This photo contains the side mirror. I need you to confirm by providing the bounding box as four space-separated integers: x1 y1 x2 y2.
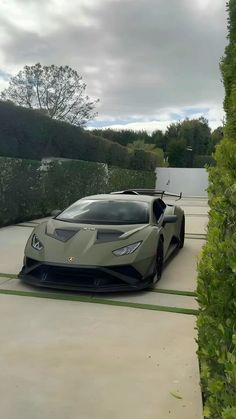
51 209 61 217
162 214 177 226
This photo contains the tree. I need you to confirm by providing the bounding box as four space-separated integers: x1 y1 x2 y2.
164 118 212 167
151 130 166 150
128 139 156 152
164 122 181 151
91 129 150 147
127 140 166 166
179 117 211 155
0 63 99 126
210 126 224 152
167 140 187 167
165 118 212 156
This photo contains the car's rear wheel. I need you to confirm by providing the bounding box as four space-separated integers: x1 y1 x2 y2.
179 216 185 249
153 239 164 284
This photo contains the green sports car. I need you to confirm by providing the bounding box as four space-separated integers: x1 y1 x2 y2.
19 190 185 292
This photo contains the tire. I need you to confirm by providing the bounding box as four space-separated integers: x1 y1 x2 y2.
153 239 164 283
179 216 185 249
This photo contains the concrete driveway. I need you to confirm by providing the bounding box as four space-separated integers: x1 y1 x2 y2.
0 197 207 419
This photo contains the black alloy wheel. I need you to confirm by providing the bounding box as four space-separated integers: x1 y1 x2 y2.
155 239 164 282
179 216 185 249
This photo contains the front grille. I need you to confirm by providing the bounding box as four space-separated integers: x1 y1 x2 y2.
29 264 137 288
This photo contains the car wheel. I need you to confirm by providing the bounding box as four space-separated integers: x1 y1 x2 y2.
179 216 185 249
154 239 164 283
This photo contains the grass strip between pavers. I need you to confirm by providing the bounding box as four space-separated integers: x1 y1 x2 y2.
186 238 206 241
0 272 18 279
185 214 208 217
185 233 207 236
0 288 198 315
151 288 197 297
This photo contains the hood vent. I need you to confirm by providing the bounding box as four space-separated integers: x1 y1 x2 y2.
47 228 79 242
97 230 123 242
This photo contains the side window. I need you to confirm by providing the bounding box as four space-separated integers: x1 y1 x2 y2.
153 199 165 222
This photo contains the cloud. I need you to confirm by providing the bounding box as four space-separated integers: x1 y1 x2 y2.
0 0 227 128
88 104 224 133
0 69 11 81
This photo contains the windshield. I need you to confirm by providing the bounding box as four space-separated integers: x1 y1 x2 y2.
57 199 149 225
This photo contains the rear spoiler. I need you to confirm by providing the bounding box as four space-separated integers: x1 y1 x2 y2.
111 189 183 201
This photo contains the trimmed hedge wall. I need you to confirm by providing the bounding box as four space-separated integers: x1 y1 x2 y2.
0 101 161 170
197 2 236 418
0 157 155 227
197 140 236 419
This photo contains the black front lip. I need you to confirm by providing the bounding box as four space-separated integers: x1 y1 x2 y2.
19 260 153 292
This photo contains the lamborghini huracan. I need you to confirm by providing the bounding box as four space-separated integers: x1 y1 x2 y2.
19 190 185 292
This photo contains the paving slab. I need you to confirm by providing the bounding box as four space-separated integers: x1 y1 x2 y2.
185 216 208 235
0 294 203 419
0 220 50 275
183 206 209 216
0 277 11 285
165 198 208 208
0 278 39 291
0 226 32 274
156 239 205 292
98 290 198 310
0 278 198 310
0 277 91 296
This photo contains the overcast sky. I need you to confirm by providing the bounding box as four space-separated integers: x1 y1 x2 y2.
0 0 227 132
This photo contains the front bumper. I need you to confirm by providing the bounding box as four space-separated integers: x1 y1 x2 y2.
19 258 154 292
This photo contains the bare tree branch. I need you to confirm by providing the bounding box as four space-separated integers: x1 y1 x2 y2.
0 63 99 127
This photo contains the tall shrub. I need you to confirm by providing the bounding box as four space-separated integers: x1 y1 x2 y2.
0 158 42 225
197 2 236 418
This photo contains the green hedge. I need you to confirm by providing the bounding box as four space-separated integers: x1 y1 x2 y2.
0 101 160 170
197 2 236 418
0 157 155 227
193 155 215 168
197 140 236 419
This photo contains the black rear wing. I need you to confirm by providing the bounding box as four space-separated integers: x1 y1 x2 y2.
111 189 183 201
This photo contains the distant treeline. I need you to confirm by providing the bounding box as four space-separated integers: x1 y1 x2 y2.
91 119 223 167
0 101 162 171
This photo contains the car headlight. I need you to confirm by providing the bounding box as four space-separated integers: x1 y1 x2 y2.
31 234 44 251
112 241 142 257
